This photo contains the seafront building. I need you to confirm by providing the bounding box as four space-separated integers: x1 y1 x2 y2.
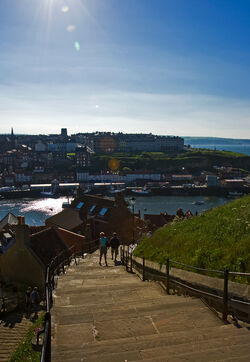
92 132 184 153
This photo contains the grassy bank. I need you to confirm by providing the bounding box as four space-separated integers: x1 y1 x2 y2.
9 313 44 362
91 149 250 172
134 195 250 278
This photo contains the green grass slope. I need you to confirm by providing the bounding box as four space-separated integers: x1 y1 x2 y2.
91 149 250 172
134 195 250 276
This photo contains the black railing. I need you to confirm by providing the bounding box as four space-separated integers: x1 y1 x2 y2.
121 246 250 323
39 239 99 362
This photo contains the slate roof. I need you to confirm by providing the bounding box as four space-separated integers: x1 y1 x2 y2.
0 213 18 231
46 194 122 231
45 208 84 231
28 225 49 234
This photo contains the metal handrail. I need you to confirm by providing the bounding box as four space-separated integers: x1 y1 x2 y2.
123 246 250 323
229 271 250 276
169 260 224 275
40 239 99 362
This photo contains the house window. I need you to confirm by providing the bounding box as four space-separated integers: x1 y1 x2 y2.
89 205 96 213
76 201 84 209
99 207 108 216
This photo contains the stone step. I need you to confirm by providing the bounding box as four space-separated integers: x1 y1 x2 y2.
53 294 201 314
139 333 250 360
129 342 250 361
55 280 163 296
0 312 37 361
53 305 223 347
52 325 249 359
52 252 250 362
52 299 206 325
53 337 250 362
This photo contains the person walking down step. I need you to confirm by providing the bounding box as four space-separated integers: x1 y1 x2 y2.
30 287 40 319
99 232 108 267
25 286 32 317
110 232 120 263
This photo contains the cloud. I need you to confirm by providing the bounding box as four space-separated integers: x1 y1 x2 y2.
0 85 249 138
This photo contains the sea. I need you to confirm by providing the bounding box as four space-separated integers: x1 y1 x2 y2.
184 137 250 156
0 195 230 226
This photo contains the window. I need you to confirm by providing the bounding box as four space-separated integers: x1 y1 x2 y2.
89 204 96 213
99 207 108 216
76 201 84 209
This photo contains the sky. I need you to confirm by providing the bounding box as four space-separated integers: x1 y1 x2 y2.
0 0 250 138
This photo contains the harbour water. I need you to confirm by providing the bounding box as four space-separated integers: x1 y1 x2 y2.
0 196 229 226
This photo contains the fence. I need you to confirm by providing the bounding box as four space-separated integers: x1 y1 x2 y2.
120 245 250 323
39 239 99 362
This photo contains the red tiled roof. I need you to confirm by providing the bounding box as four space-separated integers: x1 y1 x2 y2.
56 227 85 255
29 228 69 266
144 213 175 227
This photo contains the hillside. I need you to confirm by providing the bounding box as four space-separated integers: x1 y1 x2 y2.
134 195 250 278
91 149 250 173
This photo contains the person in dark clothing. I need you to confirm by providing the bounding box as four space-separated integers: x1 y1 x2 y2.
109 232 120 262
25 286 32 316
30 287 40 318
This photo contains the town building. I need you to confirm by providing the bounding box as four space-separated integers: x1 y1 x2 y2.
92 133 184 153
46 192 135 243
0 216 86 290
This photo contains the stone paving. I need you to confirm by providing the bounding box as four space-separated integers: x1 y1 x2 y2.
0 311 34 361
52 251 250 361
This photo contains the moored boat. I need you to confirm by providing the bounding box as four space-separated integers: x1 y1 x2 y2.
131 188 151 195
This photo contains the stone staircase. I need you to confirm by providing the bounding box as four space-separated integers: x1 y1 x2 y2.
52 252 250 362
0 311 33 361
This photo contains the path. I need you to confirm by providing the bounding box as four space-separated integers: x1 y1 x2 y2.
0 311 34 361
52 251 250 361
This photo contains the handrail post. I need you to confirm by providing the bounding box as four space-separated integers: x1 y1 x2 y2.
142 256 145 281
125 251 128 271
223 269 229 321
166 258 170 295
122 246 125 265
130 251 133 273
44 312 51 362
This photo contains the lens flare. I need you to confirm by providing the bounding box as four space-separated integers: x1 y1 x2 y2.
108 158 120 171
74 41 80 51
67 25 76 32
61 6 69 13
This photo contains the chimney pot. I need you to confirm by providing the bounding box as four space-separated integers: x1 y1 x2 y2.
18 216 25 225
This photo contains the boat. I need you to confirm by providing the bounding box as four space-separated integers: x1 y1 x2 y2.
62 201 70 208
131 187 151 196
193 200 205 205
109 185 126 194
227 191 243 198
40 191 59 198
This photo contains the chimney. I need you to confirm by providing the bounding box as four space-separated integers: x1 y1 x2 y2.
15 216 29 250
18 216 25 225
